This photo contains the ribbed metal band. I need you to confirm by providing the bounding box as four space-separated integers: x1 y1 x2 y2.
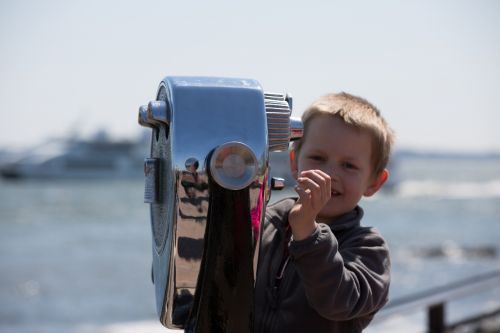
264 92 291 152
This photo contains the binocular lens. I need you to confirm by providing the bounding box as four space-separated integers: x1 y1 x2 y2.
210 142 258 190
222 153 246 178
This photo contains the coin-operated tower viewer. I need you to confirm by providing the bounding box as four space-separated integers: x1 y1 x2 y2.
138 76 302 333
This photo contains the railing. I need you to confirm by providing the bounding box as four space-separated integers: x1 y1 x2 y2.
371 269 500 333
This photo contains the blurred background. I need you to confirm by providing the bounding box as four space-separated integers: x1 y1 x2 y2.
1 0 499 332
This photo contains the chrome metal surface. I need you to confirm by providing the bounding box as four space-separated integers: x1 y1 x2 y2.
141 77 273 331
285 93 293 110
144 158 160 203
271 177 286 190
264 92 292 151
139 77 302 332
147 100 170 125
290 116 304 141
139 77 306 332
184 180 265 332
210 141 258 190
138 105 155 128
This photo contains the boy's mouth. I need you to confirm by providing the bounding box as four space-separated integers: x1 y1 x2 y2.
331 189 341 197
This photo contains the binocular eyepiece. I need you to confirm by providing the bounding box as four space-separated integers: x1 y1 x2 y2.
138 77 302 332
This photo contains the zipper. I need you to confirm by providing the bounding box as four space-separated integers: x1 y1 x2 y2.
259 224 293 332
269 226 292 308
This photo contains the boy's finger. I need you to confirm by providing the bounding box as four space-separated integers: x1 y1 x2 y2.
294 185 312 204
297 177 325 209
298 171 331 202
300 170 330 188
301 169 330 180
316 171 330 202
297 177 321 195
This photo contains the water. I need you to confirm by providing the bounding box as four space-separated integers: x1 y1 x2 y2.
1 157 499 332
0 180 158 332
363 157 500 332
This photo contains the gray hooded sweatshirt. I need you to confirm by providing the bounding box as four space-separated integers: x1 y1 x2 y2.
255 198 390 333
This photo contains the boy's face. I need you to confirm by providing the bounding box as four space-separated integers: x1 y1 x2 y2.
291 115 387 219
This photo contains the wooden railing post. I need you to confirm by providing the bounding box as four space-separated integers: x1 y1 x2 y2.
428 302 445 333
370 270 500 331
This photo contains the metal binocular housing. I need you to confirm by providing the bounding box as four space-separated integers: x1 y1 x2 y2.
138 76 303 332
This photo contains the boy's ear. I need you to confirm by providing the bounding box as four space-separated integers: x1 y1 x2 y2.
364 169 389 197
289 149 299 180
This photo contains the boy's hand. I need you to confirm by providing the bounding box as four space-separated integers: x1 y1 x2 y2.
289 170 331 241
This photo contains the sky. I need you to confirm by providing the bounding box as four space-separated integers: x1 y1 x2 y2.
1 0 499 152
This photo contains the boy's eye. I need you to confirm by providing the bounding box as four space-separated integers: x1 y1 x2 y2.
309 155 325 162
342 162 357 170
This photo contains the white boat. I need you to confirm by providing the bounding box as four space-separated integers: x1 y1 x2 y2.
0 132 148 180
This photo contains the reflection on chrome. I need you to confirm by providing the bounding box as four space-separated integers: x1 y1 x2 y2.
173 168 208 325
138 76 300 332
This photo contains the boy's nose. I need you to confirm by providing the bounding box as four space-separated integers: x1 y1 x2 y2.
327 168 340 183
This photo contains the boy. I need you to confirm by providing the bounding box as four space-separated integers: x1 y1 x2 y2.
255 92 394 332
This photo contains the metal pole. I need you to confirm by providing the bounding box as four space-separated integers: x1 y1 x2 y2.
428 302 445 333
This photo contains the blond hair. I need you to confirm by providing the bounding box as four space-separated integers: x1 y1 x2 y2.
295 92 395 177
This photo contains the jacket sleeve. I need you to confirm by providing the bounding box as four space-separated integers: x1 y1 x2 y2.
288 223 391 321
